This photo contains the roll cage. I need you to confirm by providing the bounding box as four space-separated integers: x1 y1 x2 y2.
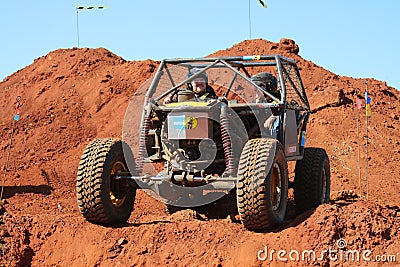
145 54 310 113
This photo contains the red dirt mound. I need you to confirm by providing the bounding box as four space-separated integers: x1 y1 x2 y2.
0 39 399 266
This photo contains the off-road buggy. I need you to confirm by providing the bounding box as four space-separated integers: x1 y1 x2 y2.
76 55 330 231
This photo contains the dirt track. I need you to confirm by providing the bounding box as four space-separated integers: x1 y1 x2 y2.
0 39 399 266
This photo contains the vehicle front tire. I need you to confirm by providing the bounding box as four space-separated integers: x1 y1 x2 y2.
76 138 136 224
236 138 288 231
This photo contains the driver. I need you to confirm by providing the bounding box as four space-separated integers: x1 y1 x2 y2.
163 68 217 104
251 72 282 132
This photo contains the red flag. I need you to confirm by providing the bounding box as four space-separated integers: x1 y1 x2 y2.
356 98 362 110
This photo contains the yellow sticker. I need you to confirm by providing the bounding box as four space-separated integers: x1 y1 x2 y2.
252 55 261 60
185 116 198 129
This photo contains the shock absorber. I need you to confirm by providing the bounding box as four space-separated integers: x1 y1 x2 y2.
220 103 235 174
137 104 152 174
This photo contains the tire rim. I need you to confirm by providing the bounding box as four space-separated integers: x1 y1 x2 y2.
271 162 282 211
110 161 127 208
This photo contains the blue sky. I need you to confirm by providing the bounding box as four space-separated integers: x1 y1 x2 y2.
1 1 399 90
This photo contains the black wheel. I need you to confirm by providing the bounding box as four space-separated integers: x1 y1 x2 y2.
236 138 288 231
76 138 136 224
294 147 330 214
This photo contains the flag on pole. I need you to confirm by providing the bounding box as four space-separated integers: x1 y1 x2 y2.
14 96 21 121
258 0 267 8
356 98 362 110
364 91 371 117
365 97 371 117
76 6 109 10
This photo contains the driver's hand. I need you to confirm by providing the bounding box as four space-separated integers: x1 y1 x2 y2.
163 95 172 104
264 116 277 129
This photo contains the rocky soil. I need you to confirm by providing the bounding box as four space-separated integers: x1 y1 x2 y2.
0 38 399 266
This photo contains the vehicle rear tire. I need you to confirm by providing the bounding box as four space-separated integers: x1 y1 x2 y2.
236 138 288 231
76 138 136 224
294 147 330 214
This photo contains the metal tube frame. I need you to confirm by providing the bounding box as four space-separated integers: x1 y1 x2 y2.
138 54 310 165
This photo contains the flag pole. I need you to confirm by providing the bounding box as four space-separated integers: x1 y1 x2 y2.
249 0 268 40
248 0 252 39
0 96 22 201
75 5 109 48
365 81 370 201
76 9 80 48
355 90 362 198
